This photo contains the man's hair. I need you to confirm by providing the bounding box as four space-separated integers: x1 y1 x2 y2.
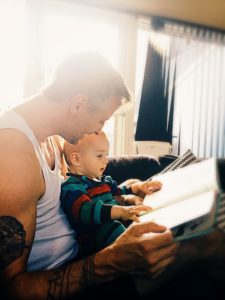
42 52 130 107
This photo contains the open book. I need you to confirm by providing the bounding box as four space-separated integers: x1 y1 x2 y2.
140 158 225 241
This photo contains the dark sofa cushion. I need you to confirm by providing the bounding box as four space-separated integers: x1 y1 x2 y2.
158 154 179 170
104 155 163 184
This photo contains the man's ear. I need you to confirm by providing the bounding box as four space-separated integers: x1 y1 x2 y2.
70 152 81 167
69 94 88 115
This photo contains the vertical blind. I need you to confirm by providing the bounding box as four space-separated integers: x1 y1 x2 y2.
135 40 175 143
136 17 225 158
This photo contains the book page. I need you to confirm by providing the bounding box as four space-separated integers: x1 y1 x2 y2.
140 190 216 229
144 158 218 210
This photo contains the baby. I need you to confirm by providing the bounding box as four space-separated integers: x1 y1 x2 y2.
61 131 161 257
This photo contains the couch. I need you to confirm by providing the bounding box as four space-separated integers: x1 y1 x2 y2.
103 153 225 299
104 154 177 184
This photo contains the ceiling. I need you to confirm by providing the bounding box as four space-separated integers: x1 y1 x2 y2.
73 0 225 31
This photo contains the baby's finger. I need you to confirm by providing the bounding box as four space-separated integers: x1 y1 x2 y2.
146 182 162 193
130 215 140 222
134 197 144 205
135 205 152 212
147 181 162 188
151 181 162 186
129 206 152 216
148 187 159 193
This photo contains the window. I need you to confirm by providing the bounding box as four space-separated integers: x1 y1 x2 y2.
25 1 137 155
135 16 225 158
0 0 26 110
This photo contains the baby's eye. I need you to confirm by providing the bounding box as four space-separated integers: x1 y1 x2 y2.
97 155 103 158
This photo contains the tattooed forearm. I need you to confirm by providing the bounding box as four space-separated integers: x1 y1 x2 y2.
81 254 96 289
47 254 96 299
47 264 73 300
0 216 27 269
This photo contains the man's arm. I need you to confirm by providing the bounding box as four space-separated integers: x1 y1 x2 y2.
0 130 44 288
0 131 177 299
2 222 176 300
0 131 94 299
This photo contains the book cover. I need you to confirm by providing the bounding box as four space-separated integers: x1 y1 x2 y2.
139 158 225 240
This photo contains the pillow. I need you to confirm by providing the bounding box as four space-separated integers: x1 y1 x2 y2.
148 149 198 180
159 149 199 174
217 195 225 232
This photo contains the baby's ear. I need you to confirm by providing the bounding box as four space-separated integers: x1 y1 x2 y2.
70 152 81 167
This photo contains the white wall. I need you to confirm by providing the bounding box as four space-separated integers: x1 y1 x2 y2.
0 0 26 109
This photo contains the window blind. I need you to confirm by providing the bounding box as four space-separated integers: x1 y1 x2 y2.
136 17 225 158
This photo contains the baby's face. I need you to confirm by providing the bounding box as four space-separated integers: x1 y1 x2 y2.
79 134 109 178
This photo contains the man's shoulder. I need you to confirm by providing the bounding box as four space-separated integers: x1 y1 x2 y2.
0 128 35 151
0 129 38 166
0 129 44 199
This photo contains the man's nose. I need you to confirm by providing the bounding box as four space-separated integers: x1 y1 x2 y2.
98 122 105 132
95 125 104 135
104 156 109 164
94 129 101 135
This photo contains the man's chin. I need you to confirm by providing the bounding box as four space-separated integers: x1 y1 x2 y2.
71 131 98 144
70 134 86 144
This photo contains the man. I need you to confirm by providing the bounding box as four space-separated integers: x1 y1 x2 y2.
0 52 177 299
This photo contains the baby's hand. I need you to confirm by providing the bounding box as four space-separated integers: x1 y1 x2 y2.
111 205 152 222
123 194 144 206
132 180 162 196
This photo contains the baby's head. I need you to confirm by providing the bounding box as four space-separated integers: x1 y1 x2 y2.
63 131 109 178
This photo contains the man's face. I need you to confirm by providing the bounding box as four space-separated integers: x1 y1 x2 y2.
68 97 121 144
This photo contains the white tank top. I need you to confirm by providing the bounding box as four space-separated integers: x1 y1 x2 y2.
0 110 79 270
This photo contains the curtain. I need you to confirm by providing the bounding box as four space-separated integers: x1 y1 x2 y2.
135 17 225 158
135 40 175 142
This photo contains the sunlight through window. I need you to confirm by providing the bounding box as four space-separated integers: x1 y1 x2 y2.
0 0 26 110
42 11 120 153
43 13 119 84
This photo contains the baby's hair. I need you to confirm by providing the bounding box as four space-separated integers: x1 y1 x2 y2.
63 131 108 167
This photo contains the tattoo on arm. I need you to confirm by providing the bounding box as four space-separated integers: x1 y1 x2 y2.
0 216 27 269
81 254 96 289
47 254 96 299
47 264 73 300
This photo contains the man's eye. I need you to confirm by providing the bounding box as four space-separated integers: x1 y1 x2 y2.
97 155 102 158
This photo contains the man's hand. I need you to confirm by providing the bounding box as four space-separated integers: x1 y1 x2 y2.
94 222 178 281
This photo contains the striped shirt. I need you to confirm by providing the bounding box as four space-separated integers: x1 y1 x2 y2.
60 174 130 233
